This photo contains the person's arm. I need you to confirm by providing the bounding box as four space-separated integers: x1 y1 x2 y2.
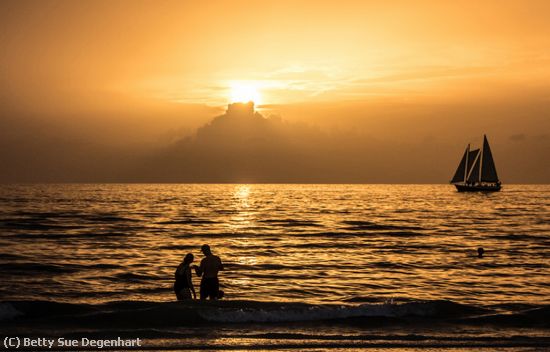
186 267 196 299
194 261 203 277
218 257 224 271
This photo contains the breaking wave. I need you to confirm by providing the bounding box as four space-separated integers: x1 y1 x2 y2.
2 299 547 328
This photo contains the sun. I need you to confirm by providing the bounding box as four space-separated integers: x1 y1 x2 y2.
230 82 262 105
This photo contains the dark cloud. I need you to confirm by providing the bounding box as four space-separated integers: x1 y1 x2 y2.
2 100 549 183
124 103 511 183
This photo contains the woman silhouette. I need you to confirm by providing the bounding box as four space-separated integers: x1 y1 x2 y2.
174 253 196 300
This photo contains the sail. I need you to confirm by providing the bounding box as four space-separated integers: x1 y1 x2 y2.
467 151 481 183
467 149 479 175
451 148 468 183
480 135 499 182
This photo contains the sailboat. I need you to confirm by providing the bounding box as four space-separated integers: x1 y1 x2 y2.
450 135 501 192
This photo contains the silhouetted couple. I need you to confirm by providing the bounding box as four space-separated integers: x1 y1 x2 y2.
174 244 224 301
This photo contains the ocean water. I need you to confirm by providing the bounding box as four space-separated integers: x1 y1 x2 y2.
1 184 549 350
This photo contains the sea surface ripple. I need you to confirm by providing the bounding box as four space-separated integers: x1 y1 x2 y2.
0 184 548 307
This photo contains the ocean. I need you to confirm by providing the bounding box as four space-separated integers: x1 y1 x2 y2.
1 184 549 351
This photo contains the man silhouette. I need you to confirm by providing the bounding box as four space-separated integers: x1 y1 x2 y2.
194 244 224 300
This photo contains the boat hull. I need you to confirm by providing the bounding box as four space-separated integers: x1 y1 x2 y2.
454 184 501 192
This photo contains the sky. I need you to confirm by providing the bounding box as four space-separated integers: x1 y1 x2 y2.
1 0 549 183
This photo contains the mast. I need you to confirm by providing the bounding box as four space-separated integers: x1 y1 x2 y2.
479 135 484 183
464 144 469 183
466 149 481 183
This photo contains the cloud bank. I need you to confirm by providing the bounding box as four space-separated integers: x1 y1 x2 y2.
1 99 549 183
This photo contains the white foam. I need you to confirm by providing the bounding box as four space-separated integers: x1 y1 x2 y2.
200 303 398 323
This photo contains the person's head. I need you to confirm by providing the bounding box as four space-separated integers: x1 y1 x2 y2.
201 244 211 255
183 253 194 265
477 247 484 258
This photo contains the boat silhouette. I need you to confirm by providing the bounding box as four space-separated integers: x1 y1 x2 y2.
450 135 501 192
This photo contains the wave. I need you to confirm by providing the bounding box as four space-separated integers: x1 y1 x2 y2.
200 299 492 324
157 218 219 225
2 232 132 240
0 221 82 231
259 219 322 227
341 220 423 231
0 262 83 274
0 262 127 274
2 299 546 329
458 305 550 326
489 233 550 241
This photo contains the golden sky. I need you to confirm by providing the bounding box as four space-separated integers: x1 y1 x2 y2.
1 0 549 182
3 0 550 109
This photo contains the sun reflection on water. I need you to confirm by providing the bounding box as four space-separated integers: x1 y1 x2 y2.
229 185 254 232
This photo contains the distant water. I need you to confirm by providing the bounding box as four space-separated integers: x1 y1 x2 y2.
1 184 549 350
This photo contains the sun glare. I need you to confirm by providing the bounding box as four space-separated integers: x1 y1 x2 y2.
230 82 262 105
